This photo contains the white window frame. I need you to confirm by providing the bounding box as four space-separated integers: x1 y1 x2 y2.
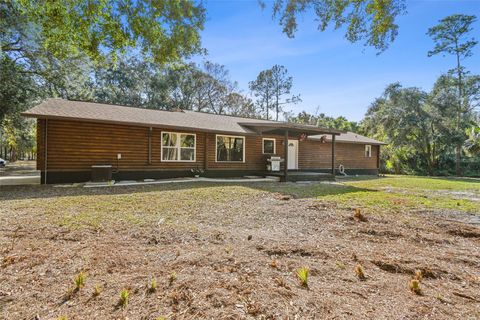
262 138 276 154
215 134 246 163
365 144 372 158
161 131 196 162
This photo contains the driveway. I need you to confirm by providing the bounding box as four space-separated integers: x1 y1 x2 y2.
0 160 40 186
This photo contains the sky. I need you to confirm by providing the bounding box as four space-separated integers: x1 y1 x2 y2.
192 0 480 121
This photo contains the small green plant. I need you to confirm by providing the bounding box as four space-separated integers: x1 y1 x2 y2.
296 266 309 287
57 316 68 320
335 261 346 269
74 271 86 290
156 317 167 320
119 289 129 308
169 271 177 285
355 264 366 280
93 284 102 297
149 277 157 293
409 279 421 295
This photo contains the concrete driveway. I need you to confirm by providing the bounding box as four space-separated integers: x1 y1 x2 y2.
0 160 40 186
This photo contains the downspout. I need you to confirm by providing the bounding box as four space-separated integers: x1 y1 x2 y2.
148 127 152 165
44 119 48 184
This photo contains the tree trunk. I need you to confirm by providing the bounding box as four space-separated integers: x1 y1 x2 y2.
455 143 462 176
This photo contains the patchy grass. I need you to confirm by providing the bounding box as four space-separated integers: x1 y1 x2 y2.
0 176 479 319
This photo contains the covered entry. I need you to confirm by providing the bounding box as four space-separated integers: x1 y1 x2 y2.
238 122 343 181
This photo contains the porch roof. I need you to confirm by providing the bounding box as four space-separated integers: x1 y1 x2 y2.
237 122 343 136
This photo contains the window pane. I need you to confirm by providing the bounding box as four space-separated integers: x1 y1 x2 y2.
162 133 176 147
216 136 227 161
263 139 274 154
180 148 195 161
162 147 177 160
232 138 243 161
180 134 195 148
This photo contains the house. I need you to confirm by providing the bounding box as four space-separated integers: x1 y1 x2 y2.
22 99 385 184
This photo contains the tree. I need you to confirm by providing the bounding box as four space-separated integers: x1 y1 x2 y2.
1 0 205 64
427 14 478 176
263 0 406 52
223 92 257 118
249 65 300 120
363 83 446 175
270 65 300 121
249 69 275 119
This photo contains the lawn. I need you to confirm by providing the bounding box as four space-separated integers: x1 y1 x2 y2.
0 176 479 319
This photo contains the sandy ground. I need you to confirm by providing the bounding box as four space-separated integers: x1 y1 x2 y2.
0 183 479 320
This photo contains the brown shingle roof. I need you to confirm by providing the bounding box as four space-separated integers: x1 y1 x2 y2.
22 99 385 144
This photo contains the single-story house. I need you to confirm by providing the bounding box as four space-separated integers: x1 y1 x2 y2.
22 99 385 184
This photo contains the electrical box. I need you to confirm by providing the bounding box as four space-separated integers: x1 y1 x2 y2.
117 153 122 160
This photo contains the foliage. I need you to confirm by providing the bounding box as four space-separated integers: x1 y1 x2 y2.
149 277 157 293
290 111 359 131
2 0 205 64
409 279 421 295
355 264 366 280
249 65 300 120
296 266 309 287
427 14 478 176
74 271 86 290
264 0 406 52
119 288 129 308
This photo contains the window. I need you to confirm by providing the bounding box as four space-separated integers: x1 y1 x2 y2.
161 132 196 162
216 135 245 162
365 145 372 158
262 138 276 154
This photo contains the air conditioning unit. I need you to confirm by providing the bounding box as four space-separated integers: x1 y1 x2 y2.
91 165 112 182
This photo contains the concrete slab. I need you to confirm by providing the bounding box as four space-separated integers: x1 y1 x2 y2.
0 175 40 186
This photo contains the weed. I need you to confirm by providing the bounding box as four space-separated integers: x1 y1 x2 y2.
92 284 102 297
414 269 423 282
119 289 129 308
169 271 177 285
270 260 279 269
409 279 421 295
74 271 86 290
57 316 68 320
149 277 157 293
296 267 309 287
335 261 346 269
353 208 367 222
355 264 366 280
156 317 167 320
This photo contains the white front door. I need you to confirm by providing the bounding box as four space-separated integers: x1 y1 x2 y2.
287 140 298 170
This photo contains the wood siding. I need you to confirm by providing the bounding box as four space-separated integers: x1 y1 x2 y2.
37 119 379 173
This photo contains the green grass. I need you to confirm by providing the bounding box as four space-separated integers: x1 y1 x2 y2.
2 176 478 232
259 175 480 215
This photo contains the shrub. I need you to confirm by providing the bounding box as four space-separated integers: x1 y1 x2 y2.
296 267 309 287
74 272 86 290
149 277 157 293
93 284 102 297
353 208 367 222
119 289 129 308
355 264 366 280
409 279 421 295
169 272 177 285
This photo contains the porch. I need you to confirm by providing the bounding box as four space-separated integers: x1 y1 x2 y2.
240 122 343 182
263 171 335 182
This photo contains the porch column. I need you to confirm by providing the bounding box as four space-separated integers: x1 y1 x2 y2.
283 130 288 182
331 134 336 175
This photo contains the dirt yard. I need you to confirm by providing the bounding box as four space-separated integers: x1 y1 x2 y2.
0 176 479 319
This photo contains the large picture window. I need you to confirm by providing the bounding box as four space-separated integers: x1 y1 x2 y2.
161 132 196 162
216 135 245 162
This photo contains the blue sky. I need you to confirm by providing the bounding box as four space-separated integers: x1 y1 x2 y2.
193 0 480 121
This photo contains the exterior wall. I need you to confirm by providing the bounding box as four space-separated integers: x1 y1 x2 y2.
37 119 379 183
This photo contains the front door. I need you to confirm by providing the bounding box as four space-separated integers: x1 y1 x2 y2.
287 140 298 170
